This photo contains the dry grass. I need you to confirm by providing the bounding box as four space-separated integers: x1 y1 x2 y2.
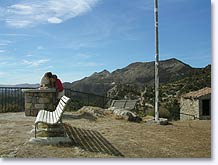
0 112 211 158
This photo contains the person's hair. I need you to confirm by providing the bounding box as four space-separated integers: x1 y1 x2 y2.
45 72 52 78
52 74 58 79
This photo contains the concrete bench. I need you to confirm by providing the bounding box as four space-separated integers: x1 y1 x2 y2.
110 100 138 110
34 96 70 138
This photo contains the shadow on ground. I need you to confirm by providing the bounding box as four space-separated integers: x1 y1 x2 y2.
63 113 97 121
64 123 124 157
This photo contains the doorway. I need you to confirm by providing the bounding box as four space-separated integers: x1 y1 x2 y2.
202 99 210 116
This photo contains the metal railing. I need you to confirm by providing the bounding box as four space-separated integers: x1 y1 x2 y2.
64 88 112 111
0 87 112 113
0 87 34 113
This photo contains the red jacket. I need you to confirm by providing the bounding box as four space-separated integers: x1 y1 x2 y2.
55 79 64 92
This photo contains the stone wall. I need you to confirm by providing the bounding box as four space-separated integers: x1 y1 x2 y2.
180 94 211 120
23 89 57 116
180 97 199 120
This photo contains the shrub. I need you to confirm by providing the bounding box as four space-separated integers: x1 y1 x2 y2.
159 107 171 119
145 107 171 119
146 108 154 117
164 99 180 120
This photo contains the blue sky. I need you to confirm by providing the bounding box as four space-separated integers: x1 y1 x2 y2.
0 0 211 84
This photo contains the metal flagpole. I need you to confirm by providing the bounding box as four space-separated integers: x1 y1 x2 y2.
154 0 159 121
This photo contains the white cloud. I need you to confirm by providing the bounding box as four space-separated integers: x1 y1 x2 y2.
47 17 63 24
10 4 34 15
0 43 7 46
0 0 100 28
5 20 32 28
77 53 93 59
0 49 6 53
0 41 8 46
26 53 33 57
22 59 50 67
0 33 34 37
37 46 44 50
0 62 8 65
0 40 12 46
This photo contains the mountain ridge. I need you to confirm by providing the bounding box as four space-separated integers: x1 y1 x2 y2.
0 83 39 88
66 58 203 95
0 58 210 97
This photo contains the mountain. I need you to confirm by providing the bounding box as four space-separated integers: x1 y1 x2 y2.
109 58 192 85
67 69 113 95
65 58 205 96
0 83 39 88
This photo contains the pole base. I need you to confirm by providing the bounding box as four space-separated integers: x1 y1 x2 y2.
146 118 168 125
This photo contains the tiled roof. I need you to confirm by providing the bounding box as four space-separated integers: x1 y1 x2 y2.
182 87 211 99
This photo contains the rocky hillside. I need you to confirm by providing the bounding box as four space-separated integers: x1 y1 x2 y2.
142 64 211 104
65 58 202 96
63 58 211 120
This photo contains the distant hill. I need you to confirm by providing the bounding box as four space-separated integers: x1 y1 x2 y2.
65 58 203 96
1 58 210 99
0 84 39 88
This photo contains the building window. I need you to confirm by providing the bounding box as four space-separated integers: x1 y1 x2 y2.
202 99 210 116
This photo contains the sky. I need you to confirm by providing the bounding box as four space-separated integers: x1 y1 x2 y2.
0 0 211 85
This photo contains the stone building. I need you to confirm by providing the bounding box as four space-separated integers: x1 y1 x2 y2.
180 87 211 120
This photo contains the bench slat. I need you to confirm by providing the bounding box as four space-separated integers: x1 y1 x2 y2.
43 111 53 124
56 107 61 117
111 100 138 110
35 110 47 123
49 111 55 124
125 101 137 110
62 96 70 103
52 111 58 123
113 100 126 108
59 99 66 109
40 110 47 123
35 96 70 127
57 100 65 111
49 111 54 124
35 110 44 124
35 110 43 121
45 111 50 124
